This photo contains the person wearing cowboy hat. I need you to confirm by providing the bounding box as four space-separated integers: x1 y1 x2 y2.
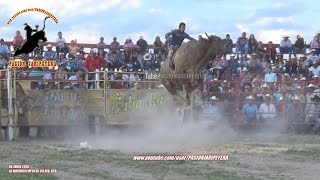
241 95 259 124
280 35 293 60
136 36 148 54
306 83 318 102
258 94 277 122
43 44 57 60
203 96 220 120
307 48 319 64
67 52 84 72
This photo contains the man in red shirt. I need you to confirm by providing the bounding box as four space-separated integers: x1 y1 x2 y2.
84 48 107 88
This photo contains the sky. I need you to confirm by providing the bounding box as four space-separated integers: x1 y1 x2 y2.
0 0 319 46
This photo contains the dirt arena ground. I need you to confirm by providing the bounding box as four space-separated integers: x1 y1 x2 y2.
1 131 320 180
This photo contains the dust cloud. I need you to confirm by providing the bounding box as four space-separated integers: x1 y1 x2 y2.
62 99 288 154
68 101 241 154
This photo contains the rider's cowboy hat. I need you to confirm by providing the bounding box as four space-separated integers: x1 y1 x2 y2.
139 36 144 40
143 53 152 61
46 44 53 48
282 35 289 38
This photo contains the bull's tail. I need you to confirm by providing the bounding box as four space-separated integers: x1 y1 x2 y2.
42 16 51 31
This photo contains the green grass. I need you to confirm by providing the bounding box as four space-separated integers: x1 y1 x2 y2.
80 171 118 180
283 147 320 158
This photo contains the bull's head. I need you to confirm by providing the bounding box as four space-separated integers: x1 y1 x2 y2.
205 32 228 57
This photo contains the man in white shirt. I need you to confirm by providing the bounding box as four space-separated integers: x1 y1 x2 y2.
55 31 68 56
279 35 293 59
259 94 277 122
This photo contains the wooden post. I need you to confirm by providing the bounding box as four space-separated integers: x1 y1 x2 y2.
7 68 14 140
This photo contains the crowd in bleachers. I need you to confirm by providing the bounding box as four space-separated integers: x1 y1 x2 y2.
1 30 320 133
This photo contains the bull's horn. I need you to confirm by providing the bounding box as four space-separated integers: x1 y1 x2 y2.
205 32 210 38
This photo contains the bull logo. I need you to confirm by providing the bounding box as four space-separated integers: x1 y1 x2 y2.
14 16 50 59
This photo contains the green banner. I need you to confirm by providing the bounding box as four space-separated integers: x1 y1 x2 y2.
106 89 168 123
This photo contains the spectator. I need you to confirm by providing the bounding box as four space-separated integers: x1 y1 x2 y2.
279 35 293 59
123 37 135 50
241 95 259 125
265 41 277 63
203 96 221 120
308 62 320 77
259 94 277 122
310 35 320 55
39 68 53 89
153 36 165 59
223 34 233 54
43 44 57 60
228 54 239 74
0 39 10 60
67 52 84 72
293 35 306 54
54 64 68 88
97 37 106 57
235 32 249 59
248 34 258 54
239 55 248 70
68 40 79 58
12 30 24 48
304 94 320 122
0 53 7 69
84 48 107 89
286 96 304 131
264 67 277 84
256 41 266 59
136 36 148 54
67 70 85 89
54 64 68 80
78 47 86 60
110 37 120 54
307 49 319 64
55 31 68 56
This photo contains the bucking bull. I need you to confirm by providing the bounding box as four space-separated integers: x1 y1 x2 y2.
160 33 228 106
